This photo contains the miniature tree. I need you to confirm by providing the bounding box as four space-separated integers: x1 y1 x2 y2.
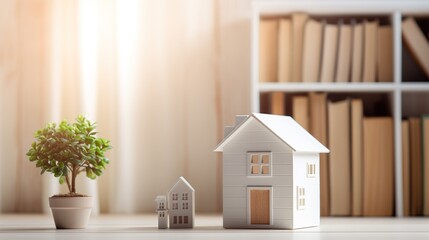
27 115 112 196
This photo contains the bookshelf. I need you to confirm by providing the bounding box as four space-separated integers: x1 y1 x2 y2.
250 0 429 217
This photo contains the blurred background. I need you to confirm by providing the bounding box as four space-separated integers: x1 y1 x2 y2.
0 0 251 214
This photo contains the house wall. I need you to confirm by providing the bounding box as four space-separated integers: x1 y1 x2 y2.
292 153 320 229
157 209 168 229
168 183 195 228
222 118 295 229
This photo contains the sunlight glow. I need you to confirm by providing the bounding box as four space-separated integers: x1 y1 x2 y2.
79 0 99 119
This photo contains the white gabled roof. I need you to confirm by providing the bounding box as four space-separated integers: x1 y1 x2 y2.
168 176 195 194
214 113 329 153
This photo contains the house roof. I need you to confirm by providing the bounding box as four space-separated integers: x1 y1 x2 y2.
155 195 166 202
168 176 195 194
214 113 329 153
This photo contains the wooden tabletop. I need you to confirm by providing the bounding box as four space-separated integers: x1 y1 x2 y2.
1 214 429 239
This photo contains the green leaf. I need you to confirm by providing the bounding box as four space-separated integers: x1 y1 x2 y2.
27 115 111 184
59 176 65 184
86 168 96 180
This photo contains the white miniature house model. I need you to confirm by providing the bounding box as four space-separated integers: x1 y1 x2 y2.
155 195 168 229
155 176 195 229
168 176 195 228
214 113 329 229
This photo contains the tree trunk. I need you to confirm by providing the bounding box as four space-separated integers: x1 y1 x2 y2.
71 165 77 194
65 174 71 193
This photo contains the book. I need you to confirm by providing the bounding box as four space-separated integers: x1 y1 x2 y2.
328 99 351 216
259 19 278 82
363 117 394 216
402 120 410 216
270 92 285 115
291 13 309 82
292 95 309 130
335 22 352 82
278 19 292 82
362 20 378 82
422 115 429 215
302 19 323 82
351 99 363 216
377 26 393 82
402 17 429 78
402 35 428 82
409 117 423 216
309 92 329 216
351 22 363 82
320 23 339 82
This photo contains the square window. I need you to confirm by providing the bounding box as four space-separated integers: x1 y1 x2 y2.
182 193 188 200
184 216 188 224
248 152 272 176
172 193 178 201
251 165 259 174
251 154 259 164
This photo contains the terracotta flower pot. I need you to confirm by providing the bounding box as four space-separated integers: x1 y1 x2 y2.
49 196 93 229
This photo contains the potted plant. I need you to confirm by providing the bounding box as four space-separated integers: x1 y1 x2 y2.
27 115 112 229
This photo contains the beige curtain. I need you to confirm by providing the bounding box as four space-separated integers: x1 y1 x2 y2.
0 0 251 213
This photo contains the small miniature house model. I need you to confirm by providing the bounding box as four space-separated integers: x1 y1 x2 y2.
155 176 195 229
168 176 195 228
155 195 168 229
214 113 329 229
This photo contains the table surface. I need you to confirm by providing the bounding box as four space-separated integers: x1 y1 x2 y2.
1 214 429 240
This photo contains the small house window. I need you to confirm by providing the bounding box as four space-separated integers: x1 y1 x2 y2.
182 193 188 200
174 216 177 224
307 162 316 178
179 216 183 224
297 186 306 210
172 193 178 201
183 202 189 210
172 203 178 210
159 202 165 209
184 216 189 224
248 152 271 176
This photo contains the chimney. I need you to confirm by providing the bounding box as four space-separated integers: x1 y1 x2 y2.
223 115 249 138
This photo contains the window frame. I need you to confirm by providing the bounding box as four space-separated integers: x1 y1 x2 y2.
297 186 306 210
182 202 189 210
247 152 272 177
307 162 316 178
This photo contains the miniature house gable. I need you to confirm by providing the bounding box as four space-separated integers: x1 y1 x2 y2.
214 113 329 230
215 113 329 153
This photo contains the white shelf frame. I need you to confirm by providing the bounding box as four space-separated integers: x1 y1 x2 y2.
251 0 429 217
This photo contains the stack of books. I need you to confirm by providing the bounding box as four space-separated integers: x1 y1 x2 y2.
282 94 395 216
402 116 429 216
259 13 393 83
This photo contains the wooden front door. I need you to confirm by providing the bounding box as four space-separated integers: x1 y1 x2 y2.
249 188 270 225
